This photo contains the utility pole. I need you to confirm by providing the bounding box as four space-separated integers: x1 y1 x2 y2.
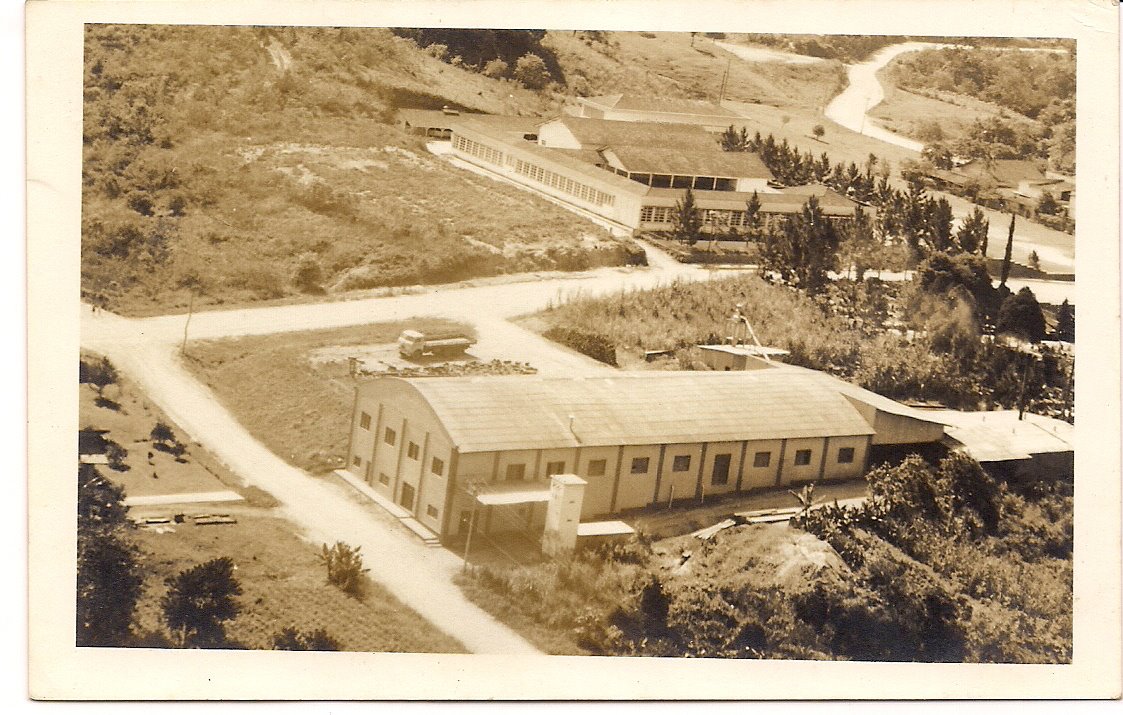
462 483 479 572
180 291 196 356
718 58 731 104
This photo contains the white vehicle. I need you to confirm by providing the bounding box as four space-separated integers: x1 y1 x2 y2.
397 329 476 359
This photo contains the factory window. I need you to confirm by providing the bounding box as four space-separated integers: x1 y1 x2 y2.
379 473 390 485
545 460 566 476
426 505 439 519
714 177 736 191
693 176 716 191
587 459 607 477
672 455 691 472
352 455 362 467
505 463 526 481
837 447 855 464
753 451 771 468
671 175 693 189
407 442 420 460
359 412 371 430
631 457 650 474
794 449 812 466
384 427 396 446
431 457 445 476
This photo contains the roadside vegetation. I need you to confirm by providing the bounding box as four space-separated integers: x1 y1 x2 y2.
532 272 1071 417
458 452 1071 661
78 354 465 652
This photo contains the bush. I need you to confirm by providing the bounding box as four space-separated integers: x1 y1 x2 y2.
162 557 243 648
996 287 1046 343
514 53 551 90
77 531 143 647
319 541 369 597
482 58 508 78
293 254 325 294
271 627 342 651
542 327 618 366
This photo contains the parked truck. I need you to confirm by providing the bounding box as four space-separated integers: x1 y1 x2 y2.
398 329 476 359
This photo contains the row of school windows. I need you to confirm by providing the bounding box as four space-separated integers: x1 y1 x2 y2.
640 205 772 228
609 169 738 192
510 157 616 207
452 134 504 166
497 447 856 485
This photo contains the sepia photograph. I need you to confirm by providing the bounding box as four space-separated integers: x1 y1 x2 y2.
26 0 1121 701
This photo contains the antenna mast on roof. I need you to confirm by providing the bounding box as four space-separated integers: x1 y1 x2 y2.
729 303 770 360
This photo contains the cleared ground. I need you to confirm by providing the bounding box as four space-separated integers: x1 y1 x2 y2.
131 510 467 652
80 356 466 653
183 319 471 475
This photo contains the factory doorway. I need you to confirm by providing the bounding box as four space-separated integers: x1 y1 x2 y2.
399 482 416 511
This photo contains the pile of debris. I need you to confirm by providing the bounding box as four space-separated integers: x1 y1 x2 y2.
359 359 535 379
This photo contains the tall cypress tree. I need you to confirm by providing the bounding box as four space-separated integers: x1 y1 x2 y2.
999 213 1015 288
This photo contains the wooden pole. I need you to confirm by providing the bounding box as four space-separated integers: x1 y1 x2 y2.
462 499 478 572
180 291 195 356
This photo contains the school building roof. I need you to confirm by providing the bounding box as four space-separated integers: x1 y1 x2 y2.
377 369 948 453
578 94 742 118
542 116 722 152
606 145 772 179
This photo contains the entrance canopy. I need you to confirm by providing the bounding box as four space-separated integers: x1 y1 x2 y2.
474 483 552 506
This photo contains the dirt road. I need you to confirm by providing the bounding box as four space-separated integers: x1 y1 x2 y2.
80 244 720 655
824 41 949 152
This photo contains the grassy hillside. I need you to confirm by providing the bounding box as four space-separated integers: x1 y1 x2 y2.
82 25 638 316
542 31 846 110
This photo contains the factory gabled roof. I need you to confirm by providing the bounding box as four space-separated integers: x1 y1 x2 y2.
372 370 899 454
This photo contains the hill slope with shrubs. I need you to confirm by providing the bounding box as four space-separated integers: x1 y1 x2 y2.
459 453 1071 661
82 25 642 316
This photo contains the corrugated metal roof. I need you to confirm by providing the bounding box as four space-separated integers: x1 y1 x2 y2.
608 145 772 179
380 370 883 453
931 409 1074 462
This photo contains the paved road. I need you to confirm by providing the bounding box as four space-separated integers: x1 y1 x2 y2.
80 243 716 655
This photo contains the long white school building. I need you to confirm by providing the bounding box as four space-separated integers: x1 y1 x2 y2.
447 114 862 234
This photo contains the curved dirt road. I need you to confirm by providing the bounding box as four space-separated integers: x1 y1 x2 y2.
824 41 948 151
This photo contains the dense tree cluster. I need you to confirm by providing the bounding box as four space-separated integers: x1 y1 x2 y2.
391 29 564 89
739 34 902 62
77 461 143 647
891 47 1075 172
